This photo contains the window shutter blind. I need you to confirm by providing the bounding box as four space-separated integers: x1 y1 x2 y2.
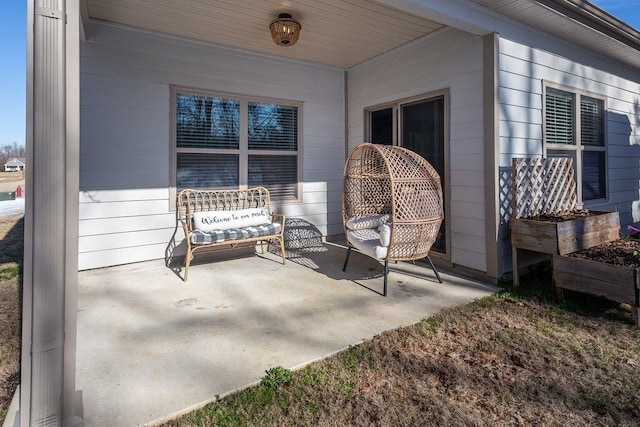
248 103 298 150
248 155 298 200
176 94 240 149
580 96 604 146
545 88 575 145
177 153 239 191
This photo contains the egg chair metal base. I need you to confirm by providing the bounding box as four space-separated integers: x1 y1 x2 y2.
342 246 441 297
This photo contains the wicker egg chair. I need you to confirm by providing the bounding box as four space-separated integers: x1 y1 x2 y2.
342 143 444 296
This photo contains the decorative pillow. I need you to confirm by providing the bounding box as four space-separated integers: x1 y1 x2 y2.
193 208 270 232
378 223 393 247
345 214 389 231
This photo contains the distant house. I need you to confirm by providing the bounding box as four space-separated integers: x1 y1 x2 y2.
3 157 25 172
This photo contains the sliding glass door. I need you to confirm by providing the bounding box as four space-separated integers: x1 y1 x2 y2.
368 94 447 253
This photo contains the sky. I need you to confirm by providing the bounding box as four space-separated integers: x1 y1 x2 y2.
1 2 26 148
1 1 639 149
591 1 640 30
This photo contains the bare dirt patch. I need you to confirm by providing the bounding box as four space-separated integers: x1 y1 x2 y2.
0 172 25 193
0 214 23 422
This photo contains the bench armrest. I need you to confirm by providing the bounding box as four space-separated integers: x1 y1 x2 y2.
271 213 286 231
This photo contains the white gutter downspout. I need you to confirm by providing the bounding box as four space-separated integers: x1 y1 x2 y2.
483 32 501 280
64 1 82 425
23 0 82 425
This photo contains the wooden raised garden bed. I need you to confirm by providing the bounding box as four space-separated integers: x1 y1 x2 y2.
509 158 620 286
553 239 640 325
510 210 620 255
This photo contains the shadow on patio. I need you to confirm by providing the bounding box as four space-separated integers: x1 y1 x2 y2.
76 219 497 426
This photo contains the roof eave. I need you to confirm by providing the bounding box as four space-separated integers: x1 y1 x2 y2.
537 0 640 52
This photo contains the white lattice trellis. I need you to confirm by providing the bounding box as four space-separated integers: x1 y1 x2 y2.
512 157 577 219
499 166 513 224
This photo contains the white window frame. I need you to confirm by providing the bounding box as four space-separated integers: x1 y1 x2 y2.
170 87 302 208
543 82 608 205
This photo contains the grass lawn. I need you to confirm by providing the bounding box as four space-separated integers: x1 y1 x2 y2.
161 265 640 426
0 214 23 423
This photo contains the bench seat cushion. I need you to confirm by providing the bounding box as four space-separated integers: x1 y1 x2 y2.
190 222 282 245
346 229 388 260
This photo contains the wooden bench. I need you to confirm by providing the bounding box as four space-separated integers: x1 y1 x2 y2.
177 187 286 281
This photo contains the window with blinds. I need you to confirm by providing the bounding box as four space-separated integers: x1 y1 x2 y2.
545 88 575 145
544 84 606 202
173 89 300 201
580 96 605 147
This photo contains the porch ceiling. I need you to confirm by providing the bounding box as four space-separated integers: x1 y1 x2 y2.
85 0 446 68
85 0 640 70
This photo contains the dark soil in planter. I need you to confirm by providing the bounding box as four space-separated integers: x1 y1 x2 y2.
527 209 595 222
566 238 640 268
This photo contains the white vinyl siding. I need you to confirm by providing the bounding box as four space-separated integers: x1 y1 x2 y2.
79 22 344 270
76 19 640 278
348 27 486 272
498 35 640 275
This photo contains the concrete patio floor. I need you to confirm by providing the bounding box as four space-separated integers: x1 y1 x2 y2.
76 240 498 426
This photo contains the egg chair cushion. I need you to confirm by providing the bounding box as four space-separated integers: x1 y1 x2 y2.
346 229 388 260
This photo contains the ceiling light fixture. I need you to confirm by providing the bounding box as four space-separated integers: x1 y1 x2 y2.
269 13 301 47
